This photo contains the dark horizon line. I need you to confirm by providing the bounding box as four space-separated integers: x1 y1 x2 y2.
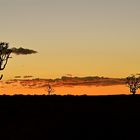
12 75 127 80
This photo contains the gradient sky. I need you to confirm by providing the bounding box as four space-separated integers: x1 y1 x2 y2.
1 0 140 79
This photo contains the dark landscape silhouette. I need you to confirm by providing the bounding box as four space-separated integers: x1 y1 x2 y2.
0 94 140 139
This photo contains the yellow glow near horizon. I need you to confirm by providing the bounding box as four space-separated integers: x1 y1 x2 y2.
0 84 139 95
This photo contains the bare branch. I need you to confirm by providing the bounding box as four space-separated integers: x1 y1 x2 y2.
0 42 12 79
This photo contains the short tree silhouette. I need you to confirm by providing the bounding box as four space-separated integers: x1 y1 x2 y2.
47 84 55 95
126 75 140 95
0 42 12 80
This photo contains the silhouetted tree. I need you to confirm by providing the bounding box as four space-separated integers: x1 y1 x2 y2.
126 75 140 95
0 42 12 80
47 84 55 95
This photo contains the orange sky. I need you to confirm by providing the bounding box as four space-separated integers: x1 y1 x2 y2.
0 1 140 95
0 81 137 95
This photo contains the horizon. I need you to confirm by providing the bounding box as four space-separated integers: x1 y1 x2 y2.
0 75 139 95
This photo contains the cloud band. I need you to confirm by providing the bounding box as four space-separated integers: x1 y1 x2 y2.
11 47 37 55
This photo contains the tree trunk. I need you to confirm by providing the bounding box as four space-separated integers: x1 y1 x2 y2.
132 90 136 95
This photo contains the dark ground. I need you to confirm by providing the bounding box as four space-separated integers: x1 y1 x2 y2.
0 94 140 140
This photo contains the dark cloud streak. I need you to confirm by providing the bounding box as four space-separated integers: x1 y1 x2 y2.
14 76 21 79
11 47 37 55
23 76 34 78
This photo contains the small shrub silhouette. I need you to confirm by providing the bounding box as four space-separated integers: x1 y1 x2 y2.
126 74 140 95
47 84 55 95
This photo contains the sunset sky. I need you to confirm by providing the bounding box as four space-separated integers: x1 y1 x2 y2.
1 0 140 80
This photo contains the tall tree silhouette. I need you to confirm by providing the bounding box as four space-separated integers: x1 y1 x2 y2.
0 42 12 80
126 75 140 95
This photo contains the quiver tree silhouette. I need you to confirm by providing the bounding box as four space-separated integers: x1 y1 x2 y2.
126 75 140 95
0 42 12 80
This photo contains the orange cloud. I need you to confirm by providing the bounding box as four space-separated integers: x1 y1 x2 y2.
4 76 126 89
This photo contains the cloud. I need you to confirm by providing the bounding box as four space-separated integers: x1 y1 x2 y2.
58 76 126 86
66 74 73 77
23 76 34 78
3 76 126 89
14 76 21 79
11 47 37 55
